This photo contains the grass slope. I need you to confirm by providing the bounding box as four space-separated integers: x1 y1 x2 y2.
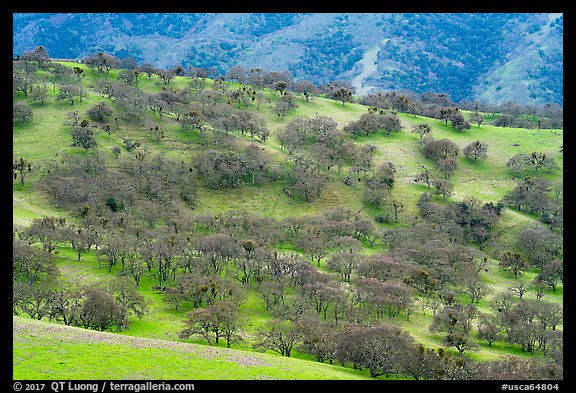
13 62 563 224
13 317 372 380
13 62 563 379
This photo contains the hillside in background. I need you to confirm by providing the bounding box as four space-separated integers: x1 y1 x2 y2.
12 12 563 106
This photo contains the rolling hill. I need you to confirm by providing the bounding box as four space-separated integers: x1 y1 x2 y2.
12 58 563 381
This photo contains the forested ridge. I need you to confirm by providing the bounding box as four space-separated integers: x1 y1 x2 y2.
13 12 564 106
13 46 563 381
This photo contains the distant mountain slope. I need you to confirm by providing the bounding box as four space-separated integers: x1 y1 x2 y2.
12 13 563 105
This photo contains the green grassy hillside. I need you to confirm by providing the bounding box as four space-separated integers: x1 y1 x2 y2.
13 61 563 380
13 63 563 224
13 317 373 380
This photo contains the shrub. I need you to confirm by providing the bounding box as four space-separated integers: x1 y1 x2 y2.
106 196 124 212
87 101 113 121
